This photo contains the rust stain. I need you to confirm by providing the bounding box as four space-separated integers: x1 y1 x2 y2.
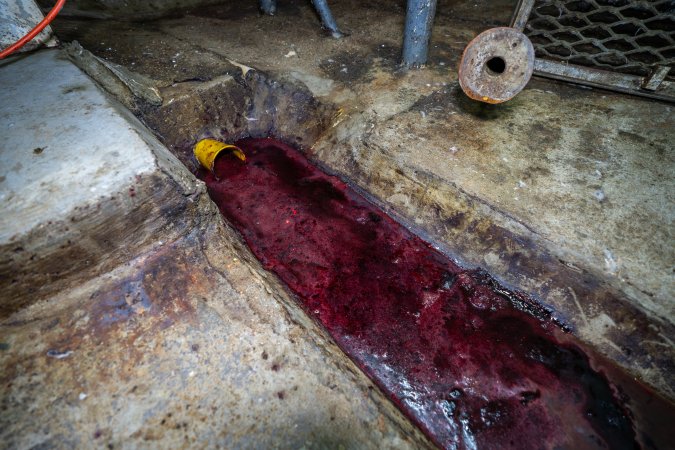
41 240 210 380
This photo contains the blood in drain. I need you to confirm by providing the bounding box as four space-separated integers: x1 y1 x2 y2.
199 137 648 449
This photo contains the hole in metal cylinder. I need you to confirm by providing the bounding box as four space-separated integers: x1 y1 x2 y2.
485 56 506 75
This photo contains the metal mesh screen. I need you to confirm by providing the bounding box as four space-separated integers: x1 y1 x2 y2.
524 0 674 79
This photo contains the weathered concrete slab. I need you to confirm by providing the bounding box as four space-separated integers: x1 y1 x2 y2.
2 0 673 446
156 0 675 322
0 50 203 315
1 221 431 449
364 86 674 318
0 49 432 448
46 0 674 399
1 50 154 243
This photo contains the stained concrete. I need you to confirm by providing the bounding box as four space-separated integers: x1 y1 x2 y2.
44 0 673 396
0 50 203 315
1 0 674 447
0 50 431 449
0 51 157 243
1 219 431 449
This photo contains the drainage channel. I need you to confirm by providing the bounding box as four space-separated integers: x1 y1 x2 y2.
198 137 672 450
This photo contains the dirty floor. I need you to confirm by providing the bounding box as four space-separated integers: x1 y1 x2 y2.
1 0 674 448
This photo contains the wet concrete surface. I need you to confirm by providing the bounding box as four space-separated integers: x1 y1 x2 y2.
200 137 673 449
49 0 673 397
1 0 674 447
0 50 430 449
1 222 431 449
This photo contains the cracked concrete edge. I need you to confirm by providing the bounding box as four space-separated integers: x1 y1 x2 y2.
63 42 162 111
0 54 207 317
137 66 338 172
134 70 674 401
311 130 675 401
62 31 670 400
197 212 436 449
166 74 432 437
1 52 434 445
1 200 434 449
0 170 202 317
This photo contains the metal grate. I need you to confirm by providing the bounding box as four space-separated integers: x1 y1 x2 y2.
512 0 675 101
525 0 674 78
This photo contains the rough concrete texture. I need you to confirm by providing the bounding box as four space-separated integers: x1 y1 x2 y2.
147 0 674 321
1 223 430 449
0 50 203 315
0 49 431 448
1 50 154 243
45 0 673 398
1 0 673 446
0 0 57 52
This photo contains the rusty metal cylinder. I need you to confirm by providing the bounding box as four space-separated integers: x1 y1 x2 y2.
458 27 534 104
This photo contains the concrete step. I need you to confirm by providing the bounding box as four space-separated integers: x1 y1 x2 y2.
0 49 203 316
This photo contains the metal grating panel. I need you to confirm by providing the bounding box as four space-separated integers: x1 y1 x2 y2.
512 0 675 101
525 0 674 78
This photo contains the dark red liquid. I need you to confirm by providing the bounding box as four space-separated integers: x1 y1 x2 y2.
200 138 667 449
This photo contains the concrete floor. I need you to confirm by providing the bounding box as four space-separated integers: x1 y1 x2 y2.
0 50 430 449
1 0 673 447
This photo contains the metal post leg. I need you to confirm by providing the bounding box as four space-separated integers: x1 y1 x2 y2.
311 0 344 38
260 0 277 15
402 0 438 67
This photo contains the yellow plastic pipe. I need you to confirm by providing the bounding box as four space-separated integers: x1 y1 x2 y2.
194 139 246 171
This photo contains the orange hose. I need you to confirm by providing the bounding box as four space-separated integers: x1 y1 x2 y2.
0 0 66 59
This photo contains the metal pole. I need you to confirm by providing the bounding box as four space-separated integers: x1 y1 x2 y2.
510 0 535 31
260 0 277 15
402 0 437 67
311 0 344 38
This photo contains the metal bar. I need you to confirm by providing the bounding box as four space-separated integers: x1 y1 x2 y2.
311 0 344 38
642 66 671 91
510 0 535 32
259 0 277 15
534 59 675 103
510 0 673 102
402 0 438 67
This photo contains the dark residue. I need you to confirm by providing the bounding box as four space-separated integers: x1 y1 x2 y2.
61 85 88 95
319 44 398 84
199 138 669 449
